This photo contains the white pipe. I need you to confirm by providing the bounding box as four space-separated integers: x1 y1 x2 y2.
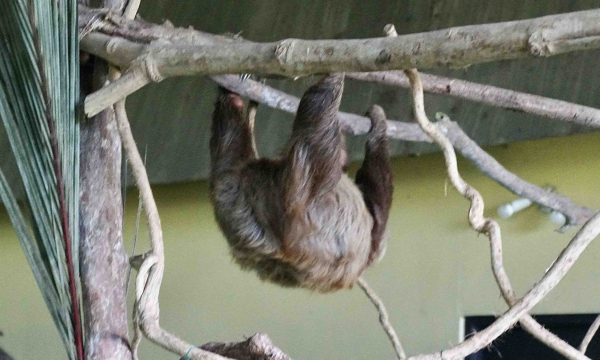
497 198 533 218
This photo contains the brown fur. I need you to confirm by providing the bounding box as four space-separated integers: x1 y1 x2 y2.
209 74 393 292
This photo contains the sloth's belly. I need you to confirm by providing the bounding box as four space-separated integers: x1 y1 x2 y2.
213 172 376 291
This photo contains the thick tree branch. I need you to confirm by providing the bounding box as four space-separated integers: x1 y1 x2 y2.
348 71 600 128
78 6 600 116
78 1 132 359
78 6 600 130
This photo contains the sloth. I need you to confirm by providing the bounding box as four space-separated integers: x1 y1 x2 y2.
209 74 393 292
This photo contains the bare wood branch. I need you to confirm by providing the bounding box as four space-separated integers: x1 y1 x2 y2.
357 278 406 360
79 79 132 360
78 6 600 130
580 315 600 354
78 7 600 116
403 67 600 360
122 0 141 20
104 5 145 358
347 71 600 128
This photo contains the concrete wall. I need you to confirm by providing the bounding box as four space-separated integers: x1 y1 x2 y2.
1 132 599 359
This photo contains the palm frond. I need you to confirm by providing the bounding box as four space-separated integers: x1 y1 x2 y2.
0 0 82 359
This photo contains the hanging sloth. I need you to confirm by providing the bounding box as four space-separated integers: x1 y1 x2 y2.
209 74 393 292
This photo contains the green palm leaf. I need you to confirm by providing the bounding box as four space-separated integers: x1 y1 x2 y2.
0 0 82 359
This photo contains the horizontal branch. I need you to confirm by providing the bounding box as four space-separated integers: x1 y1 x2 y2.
79 6 600 116
348 71 600 128
212 75 596 225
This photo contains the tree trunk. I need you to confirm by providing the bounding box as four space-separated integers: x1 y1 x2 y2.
79 1 132 359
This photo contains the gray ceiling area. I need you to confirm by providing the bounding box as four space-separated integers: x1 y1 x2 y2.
1 0 599 186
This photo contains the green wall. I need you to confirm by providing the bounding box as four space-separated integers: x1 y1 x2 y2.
1 132 599 359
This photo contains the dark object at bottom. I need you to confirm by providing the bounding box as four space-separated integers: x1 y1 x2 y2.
0 347 13 360
465 314 600 359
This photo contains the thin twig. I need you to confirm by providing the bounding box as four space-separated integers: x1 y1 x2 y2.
107 6 151 358
403 66 600 360
580 315 600 354
357 277 406 359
